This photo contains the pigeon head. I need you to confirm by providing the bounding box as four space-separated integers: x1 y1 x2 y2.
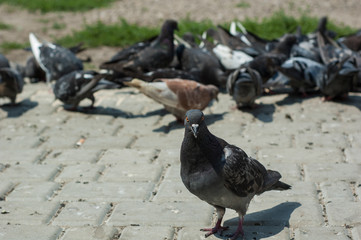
184 109 205 139
159 20 178 39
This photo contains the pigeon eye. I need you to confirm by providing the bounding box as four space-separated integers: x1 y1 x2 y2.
201 116 204 121
186 117 189 122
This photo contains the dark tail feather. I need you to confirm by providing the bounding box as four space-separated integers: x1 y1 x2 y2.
272 181 292 191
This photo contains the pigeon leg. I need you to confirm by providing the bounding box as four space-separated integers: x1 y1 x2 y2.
227 214 245 240
201 206 229 237
87 94 96 108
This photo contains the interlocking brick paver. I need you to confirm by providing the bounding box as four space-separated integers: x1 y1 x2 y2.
119 226 174 240
1 81 360 239
0 225 62 240
107 201 213 226
52 202 111 227
61 226 119 240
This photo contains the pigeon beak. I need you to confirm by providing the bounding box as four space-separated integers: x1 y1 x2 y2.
191 124 199 138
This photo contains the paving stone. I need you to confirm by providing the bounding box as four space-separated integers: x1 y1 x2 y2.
223 200 323 228
0 135 40 150
0 201 60 225
44 149 102 165
157 148 180 164
55 182 154 202
258 162 302 184
81 135 134 149
321 122 361 134
355 182 361 202
99 161 163 182
6 182 60 201
52 202 111 227
320 181 355 203
352 225 361 240
294 226 350 240
348 133 361 148
345 148 361 163
234 133 293 149
294 132 348 148
0 181 14 199
55 164 105 182
178 226 290 240
99 148 156 164
62 226 119 240
119 226 174 240
107 201 213 227
304 163 361 182
153 179 199 202
258 147 344 164
132 133 180 148
0 163 61 182
0 225 62 240
326 202 361 226
0 149 45 164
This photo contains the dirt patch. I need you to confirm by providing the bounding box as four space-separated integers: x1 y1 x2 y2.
1 0 361 65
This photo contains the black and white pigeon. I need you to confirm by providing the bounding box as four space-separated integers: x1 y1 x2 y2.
0 67 24 105
29 33 83 83
53 70 120 110
180 109 291 239
226 67 262 108
100 20 178 77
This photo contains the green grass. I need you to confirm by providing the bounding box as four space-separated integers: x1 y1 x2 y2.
0 42 28 53
0 0 116 13
0 21 12 30
0 12 357 51
236 1 250 8
241 10 356 40
55 19 159 48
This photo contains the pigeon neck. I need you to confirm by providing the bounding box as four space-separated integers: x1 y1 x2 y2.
197 127 225 174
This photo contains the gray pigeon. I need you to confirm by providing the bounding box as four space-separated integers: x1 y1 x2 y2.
53 70 120 110
0 68 24 105
29 33 83 83
0 53 10 68
226 67 262 108
100 20 178 77
180 109 291 239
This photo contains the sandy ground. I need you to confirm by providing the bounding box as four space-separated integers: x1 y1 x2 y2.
1 0 361 66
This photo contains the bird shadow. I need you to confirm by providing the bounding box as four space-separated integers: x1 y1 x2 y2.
241 103 276 123
71 105 168 119
331 94 361 111
0 98 38 118
152 111 228 133
217 202 301 240
274 91 320 106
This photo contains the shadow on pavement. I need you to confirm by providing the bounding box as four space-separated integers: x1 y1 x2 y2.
242 103 276 123
0 98 38 118
218 202 301 240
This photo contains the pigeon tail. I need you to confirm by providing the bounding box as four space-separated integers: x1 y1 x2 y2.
272 181 292 191
260 169 291 193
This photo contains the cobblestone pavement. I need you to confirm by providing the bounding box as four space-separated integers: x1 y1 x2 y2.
0 82 360 240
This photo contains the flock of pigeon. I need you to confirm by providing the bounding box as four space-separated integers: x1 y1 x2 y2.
1 17 361 117
1 17 361 239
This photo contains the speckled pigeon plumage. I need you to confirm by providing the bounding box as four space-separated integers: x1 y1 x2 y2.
278 57 324 94
53 70 119 110
180 109 291 239
0 67 24 105
0 53 10 68
227 67 262 108
29 33 83 83
124 78 218 121
100 20 178 77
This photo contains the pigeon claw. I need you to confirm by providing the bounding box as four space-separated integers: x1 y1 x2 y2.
200 225 229 237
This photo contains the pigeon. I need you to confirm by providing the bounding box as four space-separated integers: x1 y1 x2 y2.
53 70 120 110
24 42 87 83
212 44 253 70
278 57 324 95
180 109 291 239
176 44 224 87
0 53 10 68
226 67 262 108
0 67 24 105
100 20 178 77
29 33 83 83
318 56 359 100
124 78 218 121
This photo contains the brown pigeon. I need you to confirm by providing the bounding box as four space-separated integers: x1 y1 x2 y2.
124 78 218 121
